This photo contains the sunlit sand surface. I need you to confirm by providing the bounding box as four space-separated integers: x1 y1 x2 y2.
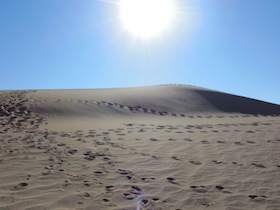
1 85 280 210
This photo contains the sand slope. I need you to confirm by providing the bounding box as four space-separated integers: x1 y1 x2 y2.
0 85 280 210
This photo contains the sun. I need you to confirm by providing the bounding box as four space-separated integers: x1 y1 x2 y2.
119 0 177 40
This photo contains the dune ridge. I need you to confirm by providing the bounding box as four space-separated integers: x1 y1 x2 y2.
0 85 280 210
27 85 280 118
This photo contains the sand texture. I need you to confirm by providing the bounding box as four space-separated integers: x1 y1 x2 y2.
0 85 280 210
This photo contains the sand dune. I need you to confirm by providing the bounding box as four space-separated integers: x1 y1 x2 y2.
0 85 280 210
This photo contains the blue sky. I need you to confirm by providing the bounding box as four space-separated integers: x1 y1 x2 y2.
0 0 279 104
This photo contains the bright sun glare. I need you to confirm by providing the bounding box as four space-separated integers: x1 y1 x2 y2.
119 0 177 39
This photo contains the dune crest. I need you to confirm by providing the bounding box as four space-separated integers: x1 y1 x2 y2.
27 85 280 118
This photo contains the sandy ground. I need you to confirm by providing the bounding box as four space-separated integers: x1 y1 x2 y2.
0 85 280 210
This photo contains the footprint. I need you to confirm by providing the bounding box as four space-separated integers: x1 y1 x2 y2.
172 156 180 160
152 197 160 201
252 163 266 168
201 200 212 207
130 185 142 195
123 193 136 200
83 181 91 187
232 162 244 166
215 185 231 193
248 195 267 203
83 152 95 161
246 131 255 133
11 182 28 190
246 140 255 144
190 160 202 165
118 169 132 175
80 192 91 198
105 185 114 191
217 140 226 144
125 123 134 126
67 149 78 155
126 176 138 183
102 198 115 207
201 140 209 144
248 195 258 199
190 186 207 193
94 171 104 175
167 177 176 184
216 185 224 190
25 174 31 180
267 139 276 143
212 160 223 164
234 141 244 145
77 201 83 206
141 198 149 205
141 177 155 182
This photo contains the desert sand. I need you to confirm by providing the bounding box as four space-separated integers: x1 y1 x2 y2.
0 85 280 210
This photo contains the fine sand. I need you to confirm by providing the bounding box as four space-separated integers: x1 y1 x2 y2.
0 85 280 210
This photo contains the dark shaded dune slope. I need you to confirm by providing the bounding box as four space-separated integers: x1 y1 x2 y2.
196 89 280 115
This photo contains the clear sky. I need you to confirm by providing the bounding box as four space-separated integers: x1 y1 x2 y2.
0 0 279 104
